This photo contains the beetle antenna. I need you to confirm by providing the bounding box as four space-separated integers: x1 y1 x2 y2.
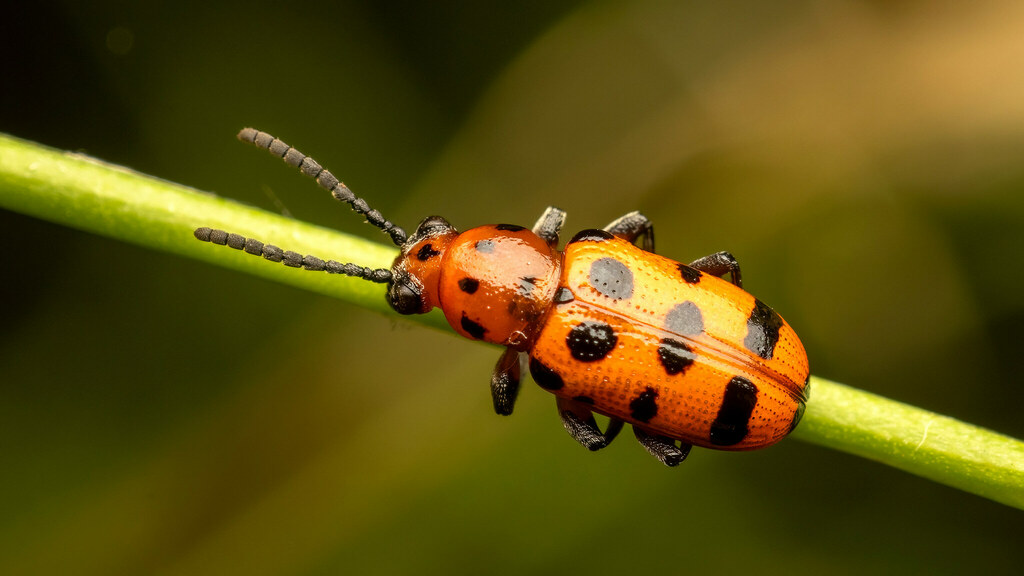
193 227 393 284
237 127 407 247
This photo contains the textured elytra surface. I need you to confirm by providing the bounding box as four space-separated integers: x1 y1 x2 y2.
528 236 809 450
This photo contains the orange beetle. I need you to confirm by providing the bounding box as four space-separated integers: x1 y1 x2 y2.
196 128 810 466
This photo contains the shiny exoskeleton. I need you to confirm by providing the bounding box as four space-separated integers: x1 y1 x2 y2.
196 128 810 466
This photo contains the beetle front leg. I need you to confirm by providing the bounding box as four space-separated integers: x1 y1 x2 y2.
688 251 742 288
490 348 523 416
633 426 692 467
604 211 655 252
556 396 624 451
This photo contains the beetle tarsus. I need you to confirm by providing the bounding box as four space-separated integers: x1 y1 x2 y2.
603 211 655 252
491 348 523 416
633 427 691 467
688 251 743 288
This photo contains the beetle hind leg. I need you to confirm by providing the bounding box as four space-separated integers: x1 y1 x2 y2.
604 211 655 252
633 426 692 467
557 397 624 451
688 251 742 288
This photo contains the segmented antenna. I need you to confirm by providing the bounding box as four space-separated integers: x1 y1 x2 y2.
194 227 393 284
236 127 407 246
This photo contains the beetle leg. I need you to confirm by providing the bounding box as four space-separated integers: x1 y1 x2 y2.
532 206 566 248
490 348 523 416
556 397 624 451
633 426 692 467
688 251 743 288
603 211 655 252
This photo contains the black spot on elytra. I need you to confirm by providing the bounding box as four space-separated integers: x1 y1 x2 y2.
744 299 783 359
573 395 595 405
475 239 496 253
530 357 564 390
496 224 526 232
460 313 487 340
554 287 575 304
458 277 479 294
566 321 618 362
417 243 440 261
629 387 659 422
657 338 696 375
518 276 538 295
589 257 633 299
664 301 703 335
569 229 614 244
709 376 758 446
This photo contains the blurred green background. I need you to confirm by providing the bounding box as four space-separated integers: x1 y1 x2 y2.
2 1 1022 574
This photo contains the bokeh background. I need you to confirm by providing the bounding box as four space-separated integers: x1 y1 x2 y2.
2 1 1023 574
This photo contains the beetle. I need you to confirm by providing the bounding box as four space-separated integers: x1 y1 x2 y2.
195 127 810 466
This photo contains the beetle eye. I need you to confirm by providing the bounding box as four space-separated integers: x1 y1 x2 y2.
388 276 424 315
410 216 454 243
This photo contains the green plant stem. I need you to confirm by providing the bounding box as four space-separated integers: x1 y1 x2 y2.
2 132 1022 509
792 377 1024 508
0 132 444 327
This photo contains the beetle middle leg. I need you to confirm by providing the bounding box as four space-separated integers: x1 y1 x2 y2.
556 396 624 451
603 211 654 252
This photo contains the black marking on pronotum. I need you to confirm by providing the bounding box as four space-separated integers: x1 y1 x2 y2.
709 376 758 446
417 243 440 261
460 313 487 340
566 321 618 362
664 301 703 336
657 338 696 376
193 228 393 283
458 277 480 294
629 387 659 422
475 239 496 253
568 229 614 244
589 257 634 300
744 299 784 359
554 287 575 304
495 223 526 232
573 395 595 405
677 263 702 284
530 357 564 390
236 127 406 246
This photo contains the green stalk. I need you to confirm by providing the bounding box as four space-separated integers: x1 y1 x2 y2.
2 132 1022 509
0 132 439 324
792 377 1024 508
